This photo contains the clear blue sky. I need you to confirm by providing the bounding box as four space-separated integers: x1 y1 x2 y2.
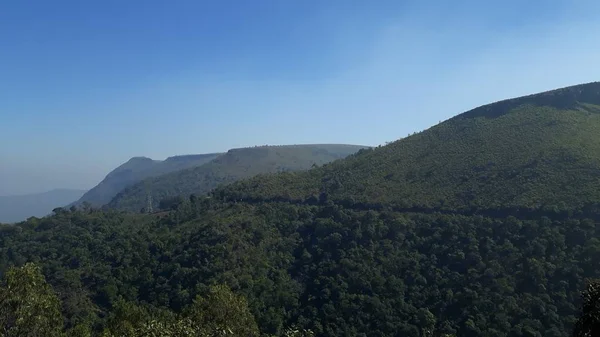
1 0 600 195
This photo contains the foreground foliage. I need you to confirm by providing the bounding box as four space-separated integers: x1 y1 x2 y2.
0 263 314 337
0 263 63 337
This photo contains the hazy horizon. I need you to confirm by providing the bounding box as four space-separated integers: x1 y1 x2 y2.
2 0 600 195
0 188 88 198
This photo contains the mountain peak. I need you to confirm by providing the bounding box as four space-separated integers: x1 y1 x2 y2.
125 156 155 163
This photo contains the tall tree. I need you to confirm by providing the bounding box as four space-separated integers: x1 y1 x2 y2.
0 263 64 337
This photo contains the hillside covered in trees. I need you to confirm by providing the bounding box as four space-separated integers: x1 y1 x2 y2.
2 82 600 336
221 82 600 213
74 154 222 207
108 144 368 212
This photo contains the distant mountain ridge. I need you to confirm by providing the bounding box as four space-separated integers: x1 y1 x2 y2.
108 144 369 212
0 189 86 223
73 153 222 207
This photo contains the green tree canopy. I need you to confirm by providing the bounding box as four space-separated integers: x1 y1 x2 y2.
0 263 64 337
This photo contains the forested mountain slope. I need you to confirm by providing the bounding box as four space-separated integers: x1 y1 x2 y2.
74 153 221 207
2 83 600 336
221 82 600 212
108 144 368 212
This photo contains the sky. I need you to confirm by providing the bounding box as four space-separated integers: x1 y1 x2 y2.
1 0 600 195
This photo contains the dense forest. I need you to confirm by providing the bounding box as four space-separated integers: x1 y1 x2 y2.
2 196 600 336
3 82 600 336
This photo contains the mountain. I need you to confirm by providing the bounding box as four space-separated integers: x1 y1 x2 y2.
108 144 369 212
222 82 600 212
0 189 86 223
74 153 222 207
3 82 600 336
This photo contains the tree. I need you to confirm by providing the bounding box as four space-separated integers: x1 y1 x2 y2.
82 201 93 213
52 207 65 215
159 196 185 211
417 308 436 337
184 285 260 336
0 263 64 337
573 279 600 337
101 286 261 336
67 324 93 337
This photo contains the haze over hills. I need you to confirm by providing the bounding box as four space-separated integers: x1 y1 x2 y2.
4 83 600 336
0 189 86 223
73 153 222 207
108 144 369 212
